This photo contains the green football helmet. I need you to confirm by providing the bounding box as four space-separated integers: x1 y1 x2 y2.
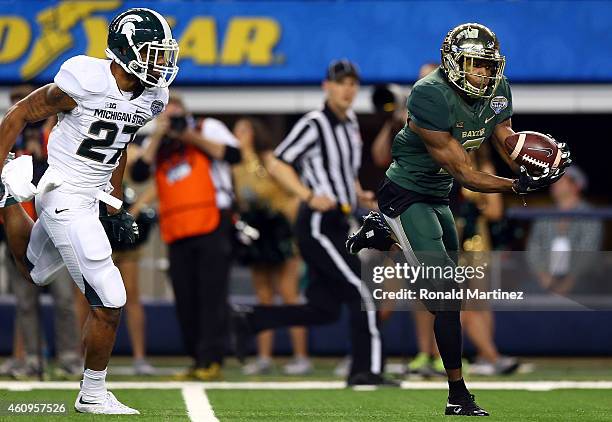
440 23 505 98
106 8 179 88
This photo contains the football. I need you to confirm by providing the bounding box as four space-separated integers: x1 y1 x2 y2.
504 131 563 175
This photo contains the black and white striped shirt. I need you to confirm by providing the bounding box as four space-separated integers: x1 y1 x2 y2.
275 103 362 210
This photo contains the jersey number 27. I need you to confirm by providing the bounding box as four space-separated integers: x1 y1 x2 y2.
77 120 139 165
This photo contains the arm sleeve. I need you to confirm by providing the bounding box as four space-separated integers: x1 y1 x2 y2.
274 118 318 166
406 84 451 132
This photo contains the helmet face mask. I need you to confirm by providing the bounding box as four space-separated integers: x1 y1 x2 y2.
441 23 505 98
106 8 179 88
131 39 179 87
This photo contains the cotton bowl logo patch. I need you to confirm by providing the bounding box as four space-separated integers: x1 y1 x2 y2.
151 100 164 117
490 96 508 115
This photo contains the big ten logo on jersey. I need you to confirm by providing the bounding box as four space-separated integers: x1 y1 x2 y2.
0 1 283 81
76 99 150 165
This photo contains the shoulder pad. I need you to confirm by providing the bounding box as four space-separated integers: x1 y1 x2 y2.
409 82 441 100
54 55 110 101
156 86 170 105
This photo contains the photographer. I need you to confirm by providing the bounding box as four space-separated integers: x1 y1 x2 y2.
370 64 436 168
131 93 241 381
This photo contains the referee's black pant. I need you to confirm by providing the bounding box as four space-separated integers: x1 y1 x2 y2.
249 204 383 377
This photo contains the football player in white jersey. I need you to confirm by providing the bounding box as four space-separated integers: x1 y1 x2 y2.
0 8 178 414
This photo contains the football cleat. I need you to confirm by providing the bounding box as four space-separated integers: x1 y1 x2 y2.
445 394 489 416
346 371 401 388
75 391 139 415
346 211 397 255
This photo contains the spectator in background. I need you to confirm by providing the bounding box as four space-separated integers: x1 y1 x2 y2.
0 85 81 379
371 63 437 169
131 93 240 381
527 166 602 295
232 117 311 376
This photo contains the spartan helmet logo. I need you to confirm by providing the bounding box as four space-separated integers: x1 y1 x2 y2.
118 14 143 46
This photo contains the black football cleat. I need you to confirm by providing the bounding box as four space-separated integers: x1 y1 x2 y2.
445 394 489 416
346 211 397 255
346 372 401 388
228 304 254 364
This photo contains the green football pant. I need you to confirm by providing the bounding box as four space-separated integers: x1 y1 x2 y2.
385 202 458 267
383 202 463 370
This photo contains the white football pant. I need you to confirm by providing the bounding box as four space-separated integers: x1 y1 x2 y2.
27 183 126 308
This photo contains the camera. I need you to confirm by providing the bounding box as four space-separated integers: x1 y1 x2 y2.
371 84 406 120
169 115 188 132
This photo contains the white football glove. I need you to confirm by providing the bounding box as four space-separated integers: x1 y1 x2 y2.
1 155 64 203
1 155 38 202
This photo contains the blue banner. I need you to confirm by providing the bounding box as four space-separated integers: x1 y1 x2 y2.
0 0 610 85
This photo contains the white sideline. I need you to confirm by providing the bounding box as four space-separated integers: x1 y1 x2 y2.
2 380 612 392
182 385 218 422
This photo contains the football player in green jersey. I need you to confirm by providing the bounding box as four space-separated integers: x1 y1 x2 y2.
347 23 570 416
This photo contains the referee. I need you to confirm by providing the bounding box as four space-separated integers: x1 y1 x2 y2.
235 60 394 386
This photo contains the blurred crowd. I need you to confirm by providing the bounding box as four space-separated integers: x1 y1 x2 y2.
0 61 607 380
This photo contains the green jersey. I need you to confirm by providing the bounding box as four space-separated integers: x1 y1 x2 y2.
386 68 513 198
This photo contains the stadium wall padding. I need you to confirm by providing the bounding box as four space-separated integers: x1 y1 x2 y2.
1 303 611 357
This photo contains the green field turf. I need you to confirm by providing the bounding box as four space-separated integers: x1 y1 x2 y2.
0 389 188 421
208 389 612 421
1 388 612 421
1 357 612 421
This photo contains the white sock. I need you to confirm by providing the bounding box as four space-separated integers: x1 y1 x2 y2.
81 368 108 403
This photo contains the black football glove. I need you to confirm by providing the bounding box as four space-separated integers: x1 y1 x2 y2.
512 165 564 194
546 134 572 167
100 208 139 246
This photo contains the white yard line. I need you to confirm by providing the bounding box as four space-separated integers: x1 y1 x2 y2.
2 380 612 391
182 385 218 422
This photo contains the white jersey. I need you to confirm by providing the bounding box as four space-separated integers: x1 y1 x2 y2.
49 55 169 188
